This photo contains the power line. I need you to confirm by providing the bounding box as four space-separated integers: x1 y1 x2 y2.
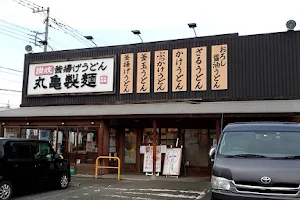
0 19 34 33
0 70 23 77
0 93 22 96
0 78 22 83
49 18 92 47
0 66 23 73
0 89 22 92
0 31 35 44
0 27 35 41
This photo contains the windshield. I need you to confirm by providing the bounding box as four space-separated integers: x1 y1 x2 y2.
218 131 300 158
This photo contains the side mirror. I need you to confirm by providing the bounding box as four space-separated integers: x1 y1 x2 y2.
209 146 216 162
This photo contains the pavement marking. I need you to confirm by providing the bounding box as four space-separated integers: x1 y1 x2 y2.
27 186 95 200
124 191 197 199
103 187 208 199
105 195 155 200
104 187 206 195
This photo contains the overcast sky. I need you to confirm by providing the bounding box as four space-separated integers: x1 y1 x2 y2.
0 0 299 108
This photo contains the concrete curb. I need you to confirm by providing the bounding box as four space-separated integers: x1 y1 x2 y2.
71 174 211 183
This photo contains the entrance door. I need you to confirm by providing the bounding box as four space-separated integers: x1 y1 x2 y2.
123 128 138 172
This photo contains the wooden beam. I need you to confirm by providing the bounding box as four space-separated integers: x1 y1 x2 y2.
98 120 104 157
152 119 157 176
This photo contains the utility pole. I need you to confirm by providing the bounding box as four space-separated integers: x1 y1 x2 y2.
33 7 50 52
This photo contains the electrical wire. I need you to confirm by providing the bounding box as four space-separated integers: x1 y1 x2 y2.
0 31 35 44
0 20 35 33
0 93 22 96
0 78 22 83
0 27 35 41
0 68 22 74
0 89 22 92
0 70 23 77
0 66 23 73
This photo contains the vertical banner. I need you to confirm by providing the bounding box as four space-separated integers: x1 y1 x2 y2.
154 50 168 93
191 46 207 91
211 44 228 90
120 53 133 94
172 48 187 92
137 52 151 93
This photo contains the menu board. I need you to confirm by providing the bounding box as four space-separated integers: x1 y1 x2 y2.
162 148 182 176
143 146 162 173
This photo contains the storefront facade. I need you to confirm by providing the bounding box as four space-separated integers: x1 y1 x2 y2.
1 30 300 176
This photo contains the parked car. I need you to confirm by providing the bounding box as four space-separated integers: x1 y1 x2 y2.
209 122 300 200
0 138 70 200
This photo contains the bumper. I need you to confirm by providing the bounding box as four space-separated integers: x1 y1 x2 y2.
212 190 300 200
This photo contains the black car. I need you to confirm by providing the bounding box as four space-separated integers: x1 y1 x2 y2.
0 138 71 200
209 122 300 200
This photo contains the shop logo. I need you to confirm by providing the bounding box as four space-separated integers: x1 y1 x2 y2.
100 75 108 84
35 65 54 76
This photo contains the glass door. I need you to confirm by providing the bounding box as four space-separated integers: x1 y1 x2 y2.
124 128 138 172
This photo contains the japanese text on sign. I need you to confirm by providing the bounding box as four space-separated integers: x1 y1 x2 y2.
120 53 133 94
211 44 228 90
27 57 114 95
137 52 150 93
191 46 207 91
172 48 187 92
154 50 168 93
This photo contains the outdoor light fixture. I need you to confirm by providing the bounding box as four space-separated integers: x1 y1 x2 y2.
61 121 65 125
188 23 197 37
91 121 94 125
286 20 296 31
84 35 97 47
26 122 29 125
131 30 143 43
1 122 4 125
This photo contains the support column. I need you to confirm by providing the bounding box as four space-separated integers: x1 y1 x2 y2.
0 123 2 137
152 119 157 177
216 120 221 143
98 120 104 157
98 120 104 175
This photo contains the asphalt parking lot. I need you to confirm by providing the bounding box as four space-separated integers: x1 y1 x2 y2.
12 176 212 200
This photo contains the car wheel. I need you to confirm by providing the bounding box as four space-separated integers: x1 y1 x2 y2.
0 181 12 200
59 173 69 189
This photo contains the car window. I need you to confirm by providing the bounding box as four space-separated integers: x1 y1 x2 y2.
31 142 54 160
7 142 31 160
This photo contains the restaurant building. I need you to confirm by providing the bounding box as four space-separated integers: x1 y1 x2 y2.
1 29 300 176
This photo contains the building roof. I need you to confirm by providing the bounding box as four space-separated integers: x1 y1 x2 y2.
0 99 299 118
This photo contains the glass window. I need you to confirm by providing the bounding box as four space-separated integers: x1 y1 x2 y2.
184 129 208 167
77 127 98 153
4 127 19 138
109 128 117 153
218 131 300 158
21 128 38 139
160 128 178 147
39 128 57 151
142 128 159 145
57 127 75 156
31 142 53 160
124 128 137 164
6 142 31 160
